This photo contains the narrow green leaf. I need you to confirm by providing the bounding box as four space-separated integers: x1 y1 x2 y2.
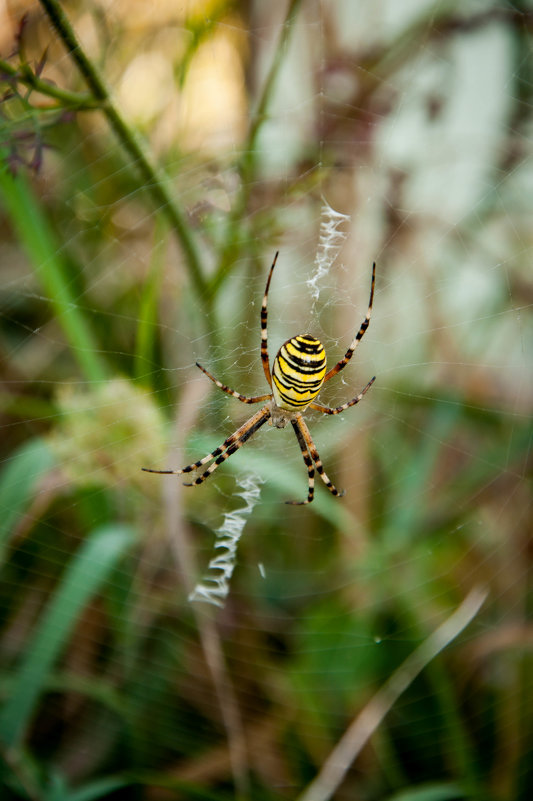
381 403 461 548
0 156 107 382
0 438 55 562
63 775 133 801
383 781 468 801
134 218 167 384
0 524 136 747
43 772 69 801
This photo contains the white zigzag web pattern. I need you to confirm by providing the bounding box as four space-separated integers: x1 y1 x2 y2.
188 474 263 607
307 201 351 301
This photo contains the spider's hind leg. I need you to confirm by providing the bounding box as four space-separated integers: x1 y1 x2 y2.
142 407 271 486
141 422 249 477
287 420 315 505
185 405 271 486
294 415 345 499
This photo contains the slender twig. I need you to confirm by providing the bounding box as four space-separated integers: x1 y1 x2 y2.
244 0 304 181
37 0 208 304
297 586 489 801
209 0 304 295
0 57 97 108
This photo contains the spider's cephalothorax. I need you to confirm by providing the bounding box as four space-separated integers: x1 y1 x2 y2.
143 253 376 504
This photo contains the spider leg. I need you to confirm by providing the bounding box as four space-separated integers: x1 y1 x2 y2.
286 420 315 505
310 376 375 415
185 405 271 486
196 362 271 404
323 261 375 383
142 405 271 481
294 414 345 498
261 251 279 388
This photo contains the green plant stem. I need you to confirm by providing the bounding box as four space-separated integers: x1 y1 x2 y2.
209 0 304 295
134 217 167 385
0 57 98 108
37 0 208 306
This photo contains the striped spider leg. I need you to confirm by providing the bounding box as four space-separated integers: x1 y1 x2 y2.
142 405 272 485
289 419 316 504
142 358 272 483
287 415 345 505
286 377 375 505
142 252 278 488
260 250 278 387
195 361 271 405
309 375 376 415
143 254 376 504
322 261 375 383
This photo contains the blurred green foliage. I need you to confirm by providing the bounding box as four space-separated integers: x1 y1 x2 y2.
0 2 531 801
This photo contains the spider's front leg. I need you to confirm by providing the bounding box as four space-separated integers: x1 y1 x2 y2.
323 261 376 383
196 362 271 404
260 251 278 387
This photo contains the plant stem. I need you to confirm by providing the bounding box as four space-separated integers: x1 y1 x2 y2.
37 0 208 305
297 587 488 801
209 0 304 295
0 57 98 108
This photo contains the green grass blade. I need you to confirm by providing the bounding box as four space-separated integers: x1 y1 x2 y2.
0 156 107 382
383 782 469 801
0 523 136 747
381 403 460 549
134 218 167 384
0 438 55 563
61 775 133 801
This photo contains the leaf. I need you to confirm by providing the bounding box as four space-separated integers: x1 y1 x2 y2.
0 524 136 747
383 781 469 801
52 775 133 801
134 217 167 385
0 437 54 562
0 157 107 382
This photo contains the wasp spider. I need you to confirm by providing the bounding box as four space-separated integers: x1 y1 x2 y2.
143 253 376 504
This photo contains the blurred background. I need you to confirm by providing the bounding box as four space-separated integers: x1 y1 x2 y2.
0 1 531 799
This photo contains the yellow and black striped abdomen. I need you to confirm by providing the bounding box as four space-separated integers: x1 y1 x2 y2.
272 335 326 411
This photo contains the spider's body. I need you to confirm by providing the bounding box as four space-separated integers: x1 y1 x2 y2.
143 253 376 504
271 335 327 415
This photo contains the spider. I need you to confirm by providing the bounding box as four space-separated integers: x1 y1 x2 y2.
143 253 376 504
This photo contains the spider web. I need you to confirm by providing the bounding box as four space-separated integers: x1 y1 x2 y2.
0 1 531 800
